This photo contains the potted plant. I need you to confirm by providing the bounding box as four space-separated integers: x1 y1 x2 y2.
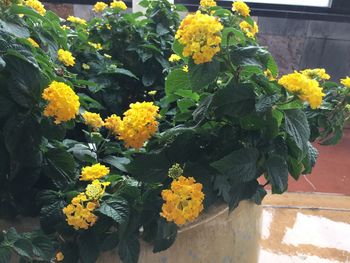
0 0 349 263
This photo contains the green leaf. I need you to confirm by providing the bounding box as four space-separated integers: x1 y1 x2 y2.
211 148 259 182
251 185 267 205
0 20 30 38
0 96 15 118
174 89 200 101
103 156 130 173
177 98 195 113
0 247 11 263
12 239 33 259
97 197 129 225
126 153 171 183
277 100 303 110
118 235 140 263
284 109 310 153
266 155 288 194
68 143 97 163
44 148 76 188
267 55 278 77
31 235 54 260
221 27 245 47
165 69 190 95
78 232 99 263
40 201 65 233
0 56 5 71
172 39 184 57
188 60 220 91
256 94 279 112
302 142 319 174
153 219 177 253
211 83 255 118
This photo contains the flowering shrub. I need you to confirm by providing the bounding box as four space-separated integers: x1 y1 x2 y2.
0 0 349 263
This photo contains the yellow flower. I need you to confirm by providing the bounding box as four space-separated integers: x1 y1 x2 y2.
239 20 258 39
148 90 157 96
104 102 160 149
110 0 127 10
182 65 189 72
104 53 112 59
278 71 325 109
57 49 76 67
82 63 90 70
80 163 110 181
105 24 112 30
301 68 330 80
61 25 71 30
88 41 103 50
82 111 104 129
27 37 39 48
85 179 110 200
168 54 181 62
56 252 64 262
264 69 276 81
176 12 223 64
24 0 46 16
200 0 216 9
92 1 107 12
232 1 250 17
63 193 98 230
67 15 87 26
341 77 350 88
160 176 204 225
42 81 80 124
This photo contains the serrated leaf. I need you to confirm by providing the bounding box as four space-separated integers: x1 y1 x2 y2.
103 156 130 173
165 69 190 96
97 197 129 225
118 235 140 263
0 247 11 263
212 83 255 118
188 60 220 91
267 55 278 77
12 239 33 259
284 109 310 154
153 219 177 253
31 235 54 260
78 232 99 263
211 148 259 182
266 155 288 194
256 94 279 112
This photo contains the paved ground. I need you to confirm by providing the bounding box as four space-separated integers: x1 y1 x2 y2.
260 193 350 263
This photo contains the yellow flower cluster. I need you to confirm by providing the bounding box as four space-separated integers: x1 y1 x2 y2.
104 102 160 149
61 25 71 31
85 179 110 200
93 1 107 12
232 1 250 17
301 68 330 80
168 54 181 62
24 0 46 16
175 12 223 64
110 0 127 10
239 21 259 39
55 252 64 262
160 176 204 225
62 193 98 230
67 16 87 26
200 0 216 9
27 37 39 48
341 77 350 88
278 71 325 109
82 111 104 130
80 163 110 181
264 69 276 81
88 42 103 50
42 81 80 124
57 49 76 67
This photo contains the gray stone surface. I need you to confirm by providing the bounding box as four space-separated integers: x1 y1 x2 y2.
307 20 350 41
258 34 306 76
258 17 309 37
301 38 350 80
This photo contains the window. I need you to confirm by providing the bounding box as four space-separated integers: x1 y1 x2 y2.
242 0 332 8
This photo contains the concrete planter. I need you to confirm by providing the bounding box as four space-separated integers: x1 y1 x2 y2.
1 200 262 263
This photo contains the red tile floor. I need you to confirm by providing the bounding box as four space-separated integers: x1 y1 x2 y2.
288 128 350 195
